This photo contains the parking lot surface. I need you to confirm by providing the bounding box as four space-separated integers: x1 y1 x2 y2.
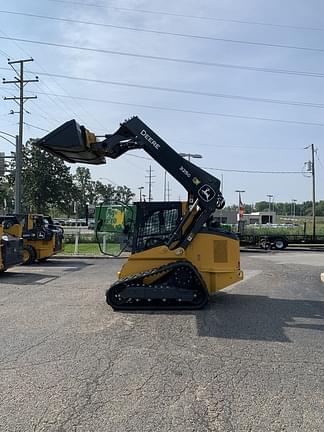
0 251 323 431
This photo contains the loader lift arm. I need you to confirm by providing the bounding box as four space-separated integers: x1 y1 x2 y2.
36 116 225 250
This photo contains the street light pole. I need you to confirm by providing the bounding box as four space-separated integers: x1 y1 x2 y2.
266 194 273 223
163 171 167 201
138 186 144 202
292 199 297 217
179 153 203 162
179 153 203 203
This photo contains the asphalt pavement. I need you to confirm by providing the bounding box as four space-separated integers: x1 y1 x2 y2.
0 251 323 432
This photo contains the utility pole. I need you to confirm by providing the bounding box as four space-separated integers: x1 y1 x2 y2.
3 58 39 214
305 144 316 240
311 144 316 240
167 181 171 201
145 165 155 202
163 170 167 201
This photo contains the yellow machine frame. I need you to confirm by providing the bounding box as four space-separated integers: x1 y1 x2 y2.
22 214 63 264
118 203 243 293
0 219 24 272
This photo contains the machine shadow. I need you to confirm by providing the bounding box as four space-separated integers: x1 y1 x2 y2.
38 260 94 271
0 272 59 285
126 292 324 342
195 292 324 342
0 260 93 284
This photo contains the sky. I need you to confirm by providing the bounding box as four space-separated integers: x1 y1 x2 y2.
0 0 324 206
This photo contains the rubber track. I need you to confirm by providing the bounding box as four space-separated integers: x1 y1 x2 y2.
106 260 209 311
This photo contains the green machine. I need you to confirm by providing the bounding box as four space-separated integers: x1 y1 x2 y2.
95 202 135 255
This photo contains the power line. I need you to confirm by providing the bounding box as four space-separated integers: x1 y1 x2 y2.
46 0 324 33
0 47 10 58
23 97 62 125
0 134 15 146
0 28 105 130
23 91 324 128
1 35 324 78
127 153 305 173
2 10 324 54
0 130 16 138
19 70 324 110
171 139 306 150
0 29 89 125
1 80 45 121
125 145 302 160
23 122 50 132
315 149 324 170
203 166 302 174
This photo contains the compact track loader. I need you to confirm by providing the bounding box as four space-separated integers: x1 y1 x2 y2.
0 216 24 273
21 214 64 264
36 116 243 310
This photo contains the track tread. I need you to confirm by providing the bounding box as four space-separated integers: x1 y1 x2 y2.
106 261 208 311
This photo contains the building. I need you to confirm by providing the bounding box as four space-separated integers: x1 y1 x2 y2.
212 210 277 225
213 210 237 224
241 211 277 225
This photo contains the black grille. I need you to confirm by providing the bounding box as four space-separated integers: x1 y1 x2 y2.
133 202 182 253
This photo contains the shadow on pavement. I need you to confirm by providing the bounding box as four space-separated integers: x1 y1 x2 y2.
36 260 93 272
195 292 324 342
0 260 93 284
0 272 59 285
124 292 324 342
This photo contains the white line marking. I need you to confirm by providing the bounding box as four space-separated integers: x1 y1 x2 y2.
36 277 56 284
223 270 262 292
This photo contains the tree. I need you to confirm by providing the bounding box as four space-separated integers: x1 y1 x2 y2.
73 167 95 217
73 168 135 215
114 185 135 204
93 181 115 202
8 139 77 214
254 201 269 212
0 177 14 213
4 142 136 216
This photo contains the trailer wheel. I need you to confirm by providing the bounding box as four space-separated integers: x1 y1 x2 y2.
260 238 271 249
23 245 36 265
274 238 287 250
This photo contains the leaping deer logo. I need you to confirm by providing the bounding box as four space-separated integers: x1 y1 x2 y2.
201 187 211 201
198 185 216 202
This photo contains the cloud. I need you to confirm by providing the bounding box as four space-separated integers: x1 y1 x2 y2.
0 0 323 203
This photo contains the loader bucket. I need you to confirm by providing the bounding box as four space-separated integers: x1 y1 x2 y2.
36 120 106 165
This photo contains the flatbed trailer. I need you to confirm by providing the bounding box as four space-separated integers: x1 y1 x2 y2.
239 233 324 250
